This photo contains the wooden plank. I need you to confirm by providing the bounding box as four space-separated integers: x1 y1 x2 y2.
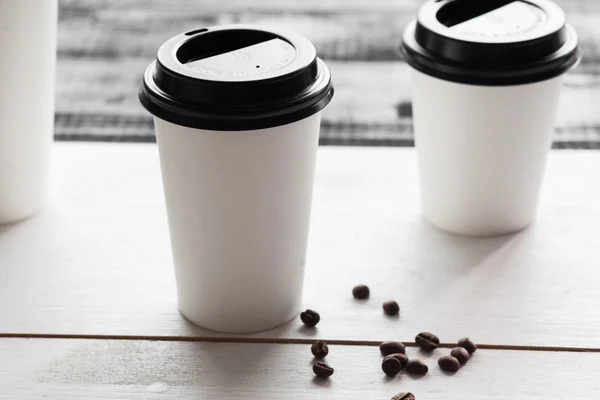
2 338 600 399
55 9 415 61
2 144 600 347
58 0 600 14
54 58 600 146
59 0 423 14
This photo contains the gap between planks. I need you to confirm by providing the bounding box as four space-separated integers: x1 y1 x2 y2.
1 333 600 353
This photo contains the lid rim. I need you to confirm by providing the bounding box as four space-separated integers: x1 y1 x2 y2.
139 86 334 131
401 18 580 86
140 59 334 131
402 44 580 86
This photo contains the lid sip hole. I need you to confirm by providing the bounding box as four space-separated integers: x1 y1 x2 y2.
177 29 278 64
437 0 518 27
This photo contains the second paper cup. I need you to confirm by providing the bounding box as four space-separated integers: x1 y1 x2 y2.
402 0 580 236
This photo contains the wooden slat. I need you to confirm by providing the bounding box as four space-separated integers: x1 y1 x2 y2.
58 0 423 14
55 9 416 61
58 0 600 14
57 6 600 63
2 338 600 399
1 144 600 347
54 58 600 145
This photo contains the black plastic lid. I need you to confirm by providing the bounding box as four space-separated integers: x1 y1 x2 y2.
139 24 334 131
401 0 580 86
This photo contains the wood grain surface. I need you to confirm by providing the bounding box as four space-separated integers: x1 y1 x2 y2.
55 0 600 147
2 338 600 399
1 144 600 348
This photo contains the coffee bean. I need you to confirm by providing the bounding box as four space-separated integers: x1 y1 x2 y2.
380 341 406 356
405 359 428 375
415 332 439 351
313 362 334 378
383 300 400 316
382 355 403 377
311 341 329 359
458 337 477 354
438 355 460 372
352 284 370 299
392 393 416 400
300 309 320 327
389 353 409 368
450 347 470 364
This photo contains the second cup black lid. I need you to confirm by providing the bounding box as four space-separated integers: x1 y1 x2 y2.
401 0 580 85
140 25 334 131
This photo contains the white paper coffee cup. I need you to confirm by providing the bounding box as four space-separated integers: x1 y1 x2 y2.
139 25 334 332
0 0 57 224
402 0 580 236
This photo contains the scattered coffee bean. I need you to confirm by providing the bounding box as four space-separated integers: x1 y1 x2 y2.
380 341 406 356
383 300 400 316
415 332 439 351
392 393 416 400
352 284 370 299
405 359 428 375
311 341 329 359
300 309 320 327
458 337 477 354
382 355 403 377
313 362 334 378
438 355 460 372
450 347 470 364
389 353 409 368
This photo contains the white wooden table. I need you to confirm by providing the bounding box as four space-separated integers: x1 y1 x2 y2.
2 143 600 398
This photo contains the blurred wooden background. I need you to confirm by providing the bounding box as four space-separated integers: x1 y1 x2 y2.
56 0 600 148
